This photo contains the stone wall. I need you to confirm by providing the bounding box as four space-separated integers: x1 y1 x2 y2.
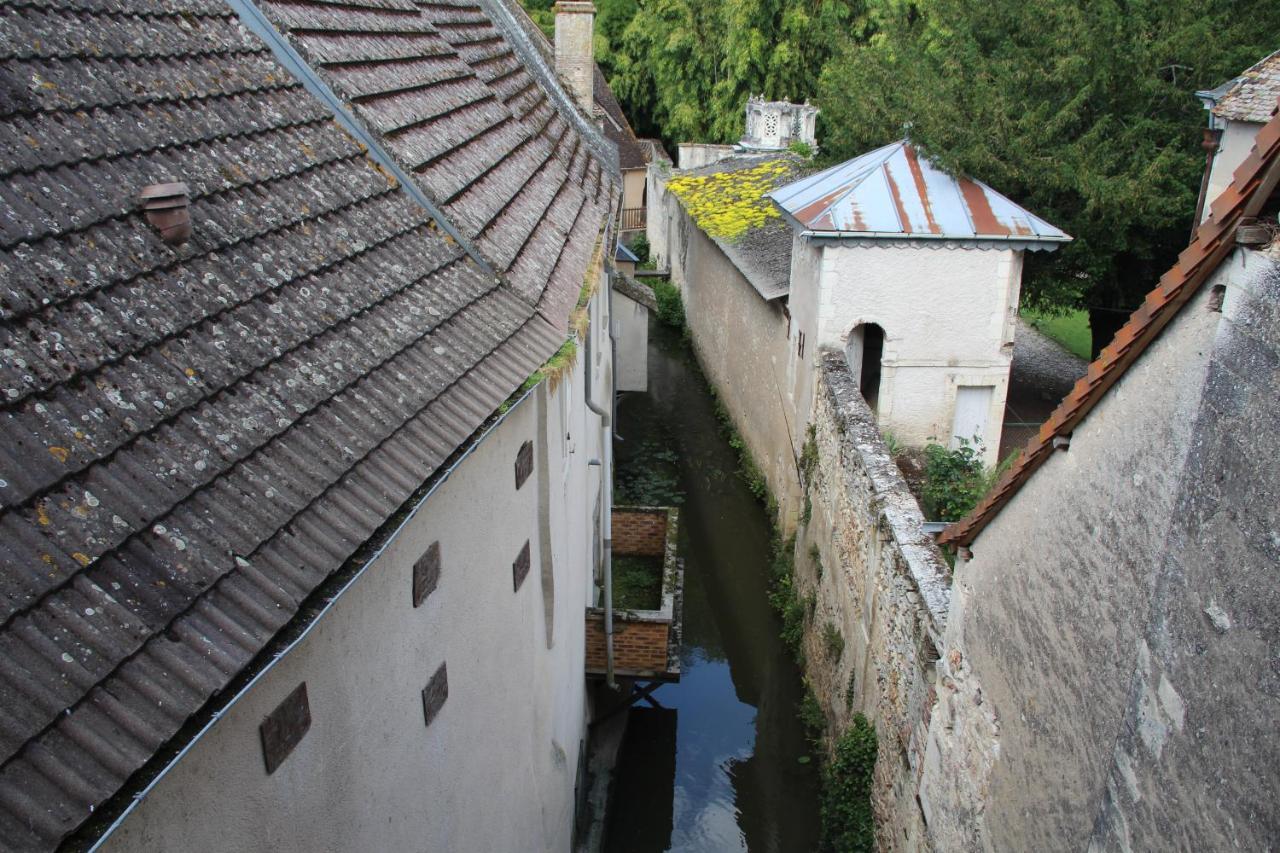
796 351 951 851
919 252 1280 851
664 194 804 529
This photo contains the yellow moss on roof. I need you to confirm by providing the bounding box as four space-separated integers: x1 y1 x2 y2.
666 159 797 242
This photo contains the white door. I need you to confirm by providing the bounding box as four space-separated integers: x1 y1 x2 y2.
952 386 993 450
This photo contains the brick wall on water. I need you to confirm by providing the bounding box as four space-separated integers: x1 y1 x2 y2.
611 508 666 556
585 615 668 674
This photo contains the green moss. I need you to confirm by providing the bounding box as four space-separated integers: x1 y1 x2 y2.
666 159 800 242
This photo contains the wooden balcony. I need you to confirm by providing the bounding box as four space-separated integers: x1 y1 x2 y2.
620 207 646 231
586 506 682 681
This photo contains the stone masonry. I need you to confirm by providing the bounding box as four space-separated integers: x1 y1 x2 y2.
795 351 951 851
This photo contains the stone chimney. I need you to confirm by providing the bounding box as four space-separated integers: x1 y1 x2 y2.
554 1 595 115
739 97 820 152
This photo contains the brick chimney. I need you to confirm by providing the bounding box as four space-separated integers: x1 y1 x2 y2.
554 1 595 115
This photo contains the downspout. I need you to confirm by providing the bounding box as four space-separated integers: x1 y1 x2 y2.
583 280 617 689
1193 126 1223 234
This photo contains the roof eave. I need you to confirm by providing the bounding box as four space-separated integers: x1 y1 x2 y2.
798 229 1071 250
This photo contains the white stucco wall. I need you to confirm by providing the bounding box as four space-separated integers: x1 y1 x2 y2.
103 287 614 853
793 243 1021 465
614 289 648 392
1202 120 1262 222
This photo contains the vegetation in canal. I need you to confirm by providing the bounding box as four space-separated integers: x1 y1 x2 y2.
611 554 665 610
615 434 684 506
819 714 878 853
767 534 809 665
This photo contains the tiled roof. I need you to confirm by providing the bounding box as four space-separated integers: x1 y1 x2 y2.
670 154 807 300
770 141 1070 250
0 0 616 847
594 67 647 170
940 102 1280 549
1214 49 1280 124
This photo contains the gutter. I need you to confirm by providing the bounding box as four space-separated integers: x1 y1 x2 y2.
798 228 1071 245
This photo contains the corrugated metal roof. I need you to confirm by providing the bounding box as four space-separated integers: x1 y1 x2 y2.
770 141 1070 249
1213 49 1280 124
940 100 1280 549
0 0 617 847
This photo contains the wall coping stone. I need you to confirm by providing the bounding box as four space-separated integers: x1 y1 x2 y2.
819 350 952 633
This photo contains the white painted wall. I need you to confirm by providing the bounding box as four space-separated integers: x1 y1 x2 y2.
103 284 614 853
614 289 648 392
1203 120 1263 222
790 242 1021 465
676 143 737 170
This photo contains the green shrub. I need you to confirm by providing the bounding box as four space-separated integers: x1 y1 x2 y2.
799 689 827 748
631 233 651 265
921 437 987 521
649 278 685 329
822 620 844 661
820 715 878 853
789 140 814 158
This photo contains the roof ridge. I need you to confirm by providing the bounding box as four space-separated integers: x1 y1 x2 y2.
939 99 1280 548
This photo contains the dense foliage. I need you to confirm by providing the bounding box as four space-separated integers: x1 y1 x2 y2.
815 0 1280 340
820 714 878 853
523 0 1280 335
921 438 988 522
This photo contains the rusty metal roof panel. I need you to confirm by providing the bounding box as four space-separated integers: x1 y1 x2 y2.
770 140 1070 248
940 101 1280 549
0 0 617 847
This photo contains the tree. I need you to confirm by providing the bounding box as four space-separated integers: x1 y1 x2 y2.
816 0 1280 347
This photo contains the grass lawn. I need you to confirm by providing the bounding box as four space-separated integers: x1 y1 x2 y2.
1021 307 1091 360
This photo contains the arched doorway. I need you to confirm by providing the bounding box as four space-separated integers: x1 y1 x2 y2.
845 323 885 411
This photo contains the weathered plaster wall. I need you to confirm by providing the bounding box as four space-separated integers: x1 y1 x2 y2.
798 244 1020 465
1203 120 1262 223
797 352 951 851
667 200 803 529
614 288 648 392
676 143 737 170
621 167 646 216
921 252 1280 851
104 286 614 853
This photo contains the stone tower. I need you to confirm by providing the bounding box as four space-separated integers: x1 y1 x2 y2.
739 97 819 152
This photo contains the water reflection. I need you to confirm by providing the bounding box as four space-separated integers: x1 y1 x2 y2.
605 321 820 853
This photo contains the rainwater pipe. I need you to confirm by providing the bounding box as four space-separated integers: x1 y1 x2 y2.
583 273 617 689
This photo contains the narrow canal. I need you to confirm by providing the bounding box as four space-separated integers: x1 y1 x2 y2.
605 319 822 852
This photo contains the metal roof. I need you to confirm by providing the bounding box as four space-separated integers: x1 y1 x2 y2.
0 0 617 847
1212 49 1280 125
940 100 1280 548
769 141 1070 249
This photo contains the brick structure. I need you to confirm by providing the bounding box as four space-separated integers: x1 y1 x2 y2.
586 506 682 680
585 616 669 674
611 507 668 556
